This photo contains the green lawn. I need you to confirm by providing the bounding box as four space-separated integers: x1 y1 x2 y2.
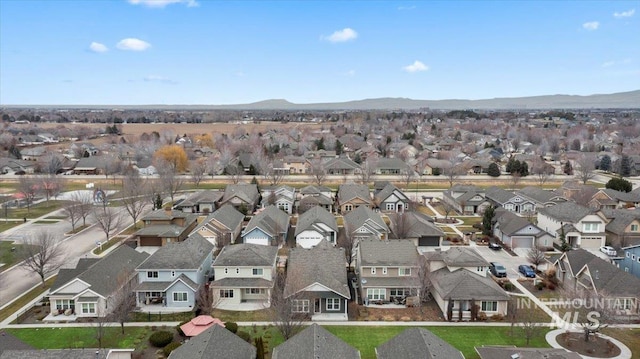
92 236 126 255
0 221 21 232
0 241 38 272
6 201 70 219
6 326 153 350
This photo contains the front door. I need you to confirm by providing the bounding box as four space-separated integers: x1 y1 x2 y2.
314 298 321 314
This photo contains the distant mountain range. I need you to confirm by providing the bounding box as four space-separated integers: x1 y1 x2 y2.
4 90 639 110
213 90 640 110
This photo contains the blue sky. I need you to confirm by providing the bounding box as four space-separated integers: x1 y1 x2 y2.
1 0 638 105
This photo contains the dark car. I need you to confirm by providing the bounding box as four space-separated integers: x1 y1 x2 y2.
518 265 536 278
488 242 502 250
489 262 507 278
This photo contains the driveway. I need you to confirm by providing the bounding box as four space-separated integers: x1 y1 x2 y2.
474 245 533 280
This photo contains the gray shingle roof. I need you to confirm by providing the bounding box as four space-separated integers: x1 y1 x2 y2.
485 186 516 204
376 328 464 359
210 277 273 288
272 324 360 359
0 332 33 355
201 204 244 231
343 206 388 235
295 206 338 237
51 258 100 292
426 247 489 267
137 233 213 270
538 201 592 223
431 268 510 300
495 210 545 237
563 249 640 297
388 212 444 238
338 184 371 204
373 183 409 205
325 157 360 171
604 210 640 235
284 240 350 299
168 324 256 359
601 188 640 203
176 190 223 207
375 158 409 171
300 185 332 195
221 183 259 205
52 246 148 297
213 243 278 267
517 186 565 204
475 346 581 359
358 239 418 267
135 274 198 292
0 349 127 359
142 209 195 222
244 205 290 238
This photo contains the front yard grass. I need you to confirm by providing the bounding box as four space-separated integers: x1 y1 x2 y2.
92 235 127 255
6 326 153 350
0 241 38 273
0 221 21 233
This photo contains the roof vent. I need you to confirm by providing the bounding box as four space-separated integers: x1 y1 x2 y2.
595 269 599 280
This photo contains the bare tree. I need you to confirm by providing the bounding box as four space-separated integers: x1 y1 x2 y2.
560 287 617 342
413 256 432 313
120 171 148 230
93 307 109 350
527 246 546 270
531 158 552 187
309 159 327 186
400 168 415 191
63 201 82 232
358 158 377 185
157 159 184 203
101 154 123 183
390 212 415 239
269 272 306 340
337 229 357 268
520 306 543 346
510 172 522 189
442 156 461 188
262 161 285 186
39 175 64 202
17 176 38 213
18 231 66 287
575 154 596 185
107 271 136 334
191 160 207 187
195 283 222 316
225 163 243 184
71 191 93 228
41 153 64 175
440 199 456 219
93 206 123 243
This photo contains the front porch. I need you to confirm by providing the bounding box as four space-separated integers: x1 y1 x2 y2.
42 312 78 322
216 300 269 311
135 304 194 314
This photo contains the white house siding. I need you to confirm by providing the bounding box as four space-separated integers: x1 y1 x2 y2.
296 230 325 248
243 229 270 246
580 236 605 249
214 266 273 281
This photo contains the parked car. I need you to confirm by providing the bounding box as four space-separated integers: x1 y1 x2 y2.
489 262 507 278
600 246 616 256
518 265 536 278
488 242 502 251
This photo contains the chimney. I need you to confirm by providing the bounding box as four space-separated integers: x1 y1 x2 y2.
164 206 172 216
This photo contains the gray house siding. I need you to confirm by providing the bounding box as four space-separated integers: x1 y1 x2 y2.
165 280 196 308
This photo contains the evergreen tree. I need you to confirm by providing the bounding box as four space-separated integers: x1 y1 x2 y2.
563 161 573 175
599 155 611 172
335 140 343 155
620 155 631 177
487 163 501 177
154 193 163 210
482 206 495 236
606 177 632 192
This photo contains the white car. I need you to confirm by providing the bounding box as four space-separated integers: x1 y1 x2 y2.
600 246 616 256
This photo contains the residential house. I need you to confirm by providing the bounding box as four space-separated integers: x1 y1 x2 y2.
192 204 244 247
261 185 296 214
272 324 361 359
537 202 607 249
0 158 35 174
555 181 599 205
324 157 361 175
376 328 464 359
373 182 410 213
357 239 420 304
242 205 290 246
417 158 452 176
298 185 334 213
36 132 59 143
337 184 372 213
493 209 555 249
387 212 445 249
219 183 260 213
20 146 46 161
167 325 256 359
553 249 640 317
48 246 148 320
374 158 410 175
211 243 278 309
485 186 536 215
343 206 389 242
173 190 223 214
589 188 640 210
73 156 109 175
283 155 308 174
424 247 509 320
475 347 580 359
0 349 135 359
305 149 337 161
602 208 640 248
284 240 350 321
516 186 568 212
464 159 492 175
135 209 198 249
134 234 214 310
441 185 490 215
70 142 99 158
295 206 338 248
615 245 640 279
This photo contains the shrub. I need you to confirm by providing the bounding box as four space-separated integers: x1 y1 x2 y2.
535 282 545 290
237 330 252 343
503 282 515 291
547 283 556 290
489 314 504 321
225 322 238 333
477 312 488 321
149 330 173 347
163 342 181 357
176 319 190 336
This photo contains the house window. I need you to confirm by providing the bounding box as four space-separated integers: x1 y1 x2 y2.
389 288 410 297
81 303 96 314
481 301 498 312
399 267 411 276
147 271 158 278
292 299 309 313
244 288 265 294
386 203 395 211
345 204 353 212
632 254 636 260
371 267 376 275
173 292 188 302
582 222 600 233
252 268 263 276
367 288 386 300
382 267 387 275
219 289 234 298
56 299 74 310
627 253 631 258
326 298 341 311
631 224 639 232
477 267 484 272
171 271 175 277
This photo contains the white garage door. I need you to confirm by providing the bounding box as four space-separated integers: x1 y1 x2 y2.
511 236 534 249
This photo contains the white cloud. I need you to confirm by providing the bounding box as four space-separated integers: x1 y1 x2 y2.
403 60 429 73
614 9 635 18
144 75 177 84
128 0 198 8
116 38 151 51
602 61 616 68
345 70 356 77
582 21 600 30
89 42 108 53
323 28 358 43
602 58 632 67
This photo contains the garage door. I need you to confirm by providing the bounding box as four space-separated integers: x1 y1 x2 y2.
511 236 533 249
139 236 163 246
419 236 440 246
